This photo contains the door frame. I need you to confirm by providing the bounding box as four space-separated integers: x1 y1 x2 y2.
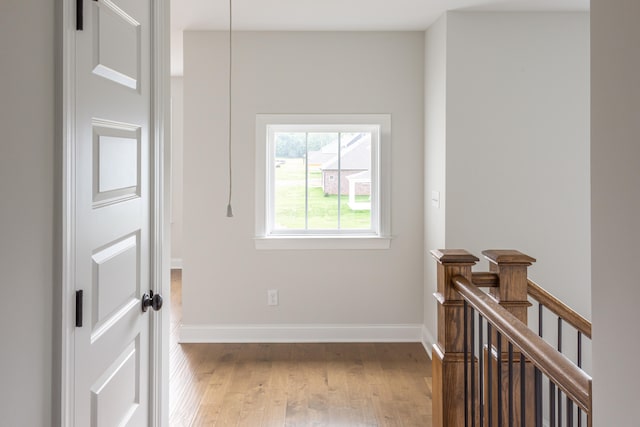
59 0 171 425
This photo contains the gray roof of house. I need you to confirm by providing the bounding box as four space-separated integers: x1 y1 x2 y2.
346 170 371 181
321 134 371 171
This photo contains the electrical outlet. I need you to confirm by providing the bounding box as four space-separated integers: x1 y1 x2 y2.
268 289 278 306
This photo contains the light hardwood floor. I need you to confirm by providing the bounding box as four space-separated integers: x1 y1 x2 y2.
169 270 433 426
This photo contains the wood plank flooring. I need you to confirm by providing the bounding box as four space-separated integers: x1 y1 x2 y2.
169 270 433 426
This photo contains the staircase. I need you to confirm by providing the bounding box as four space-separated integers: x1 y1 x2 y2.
431 249 592 427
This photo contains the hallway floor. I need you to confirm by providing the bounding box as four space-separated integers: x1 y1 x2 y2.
169 270 433 426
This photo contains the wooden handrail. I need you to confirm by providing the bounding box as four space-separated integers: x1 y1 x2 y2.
527 279 592 339
471 272 592 339
453 275 593 414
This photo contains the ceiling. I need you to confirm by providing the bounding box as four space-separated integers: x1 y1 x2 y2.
171 0 589 76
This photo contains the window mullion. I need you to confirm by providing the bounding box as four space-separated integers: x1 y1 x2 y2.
337 132 341 230
268 128 275 234
304 132 309 230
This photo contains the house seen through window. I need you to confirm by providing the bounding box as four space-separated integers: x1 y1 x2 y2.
273 130 373 231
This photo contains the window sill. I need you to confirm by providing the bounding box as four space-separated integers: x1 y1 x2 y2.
254 235 392 250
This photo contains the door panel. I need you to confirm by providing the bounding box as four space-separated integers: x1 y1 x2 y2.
91 233 139 333
92 0 141 90
90 339 141 427
97 135 139 193
75 0 151 425
93 120 141 206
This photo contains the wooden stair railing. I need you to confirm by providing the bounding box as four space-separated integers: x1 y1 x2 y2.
470 273 592 339
431 249 593 427
526 278 592 339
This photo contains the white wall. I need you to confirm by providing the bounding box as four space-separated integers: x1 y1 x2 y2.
423 15 448 347
591 0 640 423
0 0 55 425
182 31 425 339
423 13 591 347
445 12 591 319
171 77 184 267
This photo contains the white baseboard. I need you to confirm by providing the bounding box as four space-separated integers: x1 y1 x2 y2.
421 325 435 360
179 323 423 344
171 258 183 269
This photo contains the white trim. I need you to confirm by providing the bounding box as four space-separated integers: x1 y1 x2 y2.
254 236 391 250
255 114 392 249
421 325 436 360
180 323 423 343
150 0 170 425
171 258 183 269
60 0 76 424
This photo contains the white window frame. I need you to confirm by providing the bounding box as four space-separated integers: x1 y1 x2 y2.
255 114 391 250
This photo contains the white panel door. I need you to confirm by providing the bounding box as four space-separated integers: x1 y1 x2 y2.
74 0 154 425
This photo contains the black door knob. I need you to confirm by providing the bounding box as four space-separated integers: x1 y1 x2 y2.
151 292 163 311
141 291 163 312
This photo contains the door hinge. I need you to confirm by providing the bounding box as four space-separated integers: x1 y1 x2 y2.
75 290 83 327
76 0 83 30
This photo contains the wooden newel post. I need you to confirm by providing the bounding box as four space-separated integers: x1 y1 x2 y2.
483 250 536 427
431 249 479 427
482 250 536 324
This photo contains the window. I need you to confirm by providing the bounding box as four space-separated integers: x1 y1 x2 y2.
255 114 391 249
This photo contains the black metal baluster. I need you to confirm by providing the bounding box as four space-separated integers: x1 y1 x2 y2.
520 353 526 427
577 332 583 368
567 397 574 426
557 318 562 351
538 303 544 337
497 331 503 427
536 304 544 427
479 315 484 426
535 367 542 427
550 382 556 427
558 390 563 427
471 309 476 427
558 319 563 425
535 304 543 427
577 331 583 427
488 323 493 427
464 301 469 427
508 343 514 427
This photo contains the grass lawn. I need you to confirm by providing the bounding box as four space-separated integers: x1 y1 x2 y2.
274 158 371 230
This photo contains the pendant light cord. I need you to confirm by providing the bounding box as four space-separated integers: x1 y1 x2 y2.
226 0 234 217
